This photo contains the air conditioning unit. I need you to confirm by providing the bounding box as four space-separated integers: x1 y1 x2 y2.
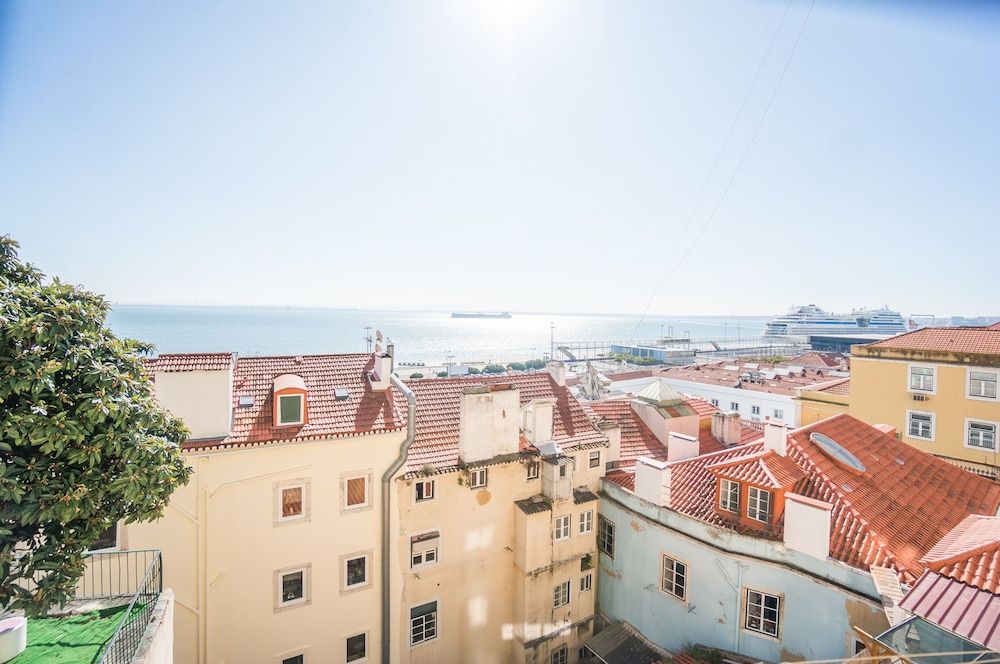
912 394 928 402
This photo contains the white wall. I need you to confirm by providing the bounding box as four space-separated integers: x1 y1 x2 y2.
154 370 232 440
613 377 799 426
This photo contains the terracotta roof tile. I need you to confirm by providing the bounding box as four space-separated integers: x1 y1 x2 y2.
863 326 1000 355
921 515 1000 594
182 353 406 451
787 351 847 369
146 352 236 372
813 378 851 395
707 450 806 489
650 361 842 396
403 372 605 473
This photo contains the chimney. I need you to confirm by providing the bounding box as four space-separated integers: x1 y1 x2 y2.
712 410 743 447
634 457 671 507
369 351 393 391
598 420 621 469
783 493 832 560
763 421 788 456
874 423 897 438
459 384 520 463
152 354 235 440
547 361 567 387
666 432 699 462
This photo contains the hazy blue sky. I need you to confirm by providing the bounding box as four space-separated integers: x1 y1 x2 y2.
1 1 998 316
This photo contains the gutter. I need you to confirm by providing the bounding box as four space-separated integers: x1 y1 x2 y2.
382 374 416 664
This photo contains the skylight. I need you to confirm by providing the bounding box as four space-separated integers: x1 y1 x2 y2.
809 433 867 473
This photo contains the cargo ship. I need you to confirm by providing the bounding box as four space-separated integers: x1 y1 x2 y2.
450 311 512 319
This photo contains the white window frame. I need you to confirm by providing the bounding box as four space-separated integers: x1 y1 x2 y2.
409 599 439 647
554 514 571 541
469 468 488 489
278 652 307 664
773 408 784 420
342 551 371 592
553 580 570 608
551 645 569 664
580 573 592 592
275 480 309 525
907 364 937 394
965 418 998 451
274 564 311 611
730 401 740 412
414 479 435 503
751 405 761 416
579 510 593 534
598 516 615 558
277 393 305 425
747 487 771 523
660 554 688 601
588 451 601 468
968 368 999 402
526 460 540 480
720 479 740 513
744 587 782 639
410 531 440 568
346 632 368 663
906 410 935 442
343 473 371 511
710 398 719 407
87 522 121 553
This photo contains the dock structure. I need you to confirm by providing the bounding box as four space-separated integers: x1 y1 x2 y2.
553 336 806 363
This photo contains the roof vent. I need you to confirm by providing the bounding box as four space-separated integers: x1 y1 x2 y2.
238 395 255 408
294 356 304 364
334 387 350 401
894 457 905 466
809 432 867 473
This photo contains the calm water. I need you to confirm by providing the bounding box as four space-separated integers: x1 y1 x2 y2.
108 305 770 364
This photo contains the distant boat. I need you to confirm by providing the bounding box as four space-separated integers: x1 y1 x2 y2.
763 304 908 339
451 311 512 319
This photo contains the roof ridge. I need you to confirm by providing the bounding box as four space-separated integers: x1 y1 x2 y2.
923 515 1000 567
673 441 765 469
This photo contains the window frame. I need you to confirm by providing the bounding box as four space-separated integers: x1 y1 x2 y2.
906 410 935 442
751 405 761 416
660 554 688 602
580 573 593 592
87 522 120 553
743 587 782 639
274 479 310 525
965 418 998 451
469 467 488 489
597 516 615 558
968 368 999 402
346 632 368 663
410 530 440 569
719 479 740 513
773 408 784 420
342 473 371 511
341 551 371 593
588 450 601 468
907 364 937 394
414 479 435 503
409 599 439 647
554 514 571 541
550 645 569 664
730 401 740 412
747 486 771 523
553 580 570 608
277 393 305 426
579 510 594 535
526 460 540 480
278 653 307 664
274 564 311 611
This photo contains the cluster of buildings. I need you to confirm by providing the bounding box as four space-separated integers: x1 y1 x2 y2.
108 324 1000 663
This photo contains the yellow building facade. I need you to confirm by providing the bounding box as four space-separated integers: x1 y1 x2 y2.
796 378 851 425
850 326 1000 476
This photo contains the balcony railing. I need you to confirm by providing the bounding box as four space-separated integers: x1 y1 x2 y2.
86 549 163 664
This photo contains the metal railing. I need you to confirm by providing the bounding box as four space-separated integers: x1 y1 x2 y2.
94 549 162 664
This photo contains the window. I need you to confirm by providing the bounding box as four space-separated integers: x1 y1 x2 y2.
275 481 308 524
579 510 593 534
970 371 998 399
526 461 540 480
588 451 601 468
720 479 740 513
278 394 304 425
559 464 567 478
751 405 761 416
553 580 570 608
275 566 309 609
344 554 369 590
907 411 934 440
773 408 784 420
344 475 369 509
410 601 438 646
730 401 740 412
747 487 771 523
580 573 592 592
554 515 571 541
88 523 119 552
710 398 719 407
745 589 781 637
411 532 439 568
661 555 687 600
909 366 935 392
968 421 997 450
470 468 488 488
598 516 615 558
415 480 435 502
282 656 304 664
346 633 367 662
551 645 568 664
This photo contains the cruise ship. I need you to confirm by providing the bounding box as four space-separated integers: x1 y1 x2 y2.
763 304 910 339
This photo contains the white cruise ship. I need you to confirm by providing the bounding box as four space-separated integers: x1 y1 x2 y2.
763 304 910 339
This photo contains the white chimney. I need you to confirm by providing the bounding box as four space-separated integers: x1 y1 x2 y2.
369 352 393 391
524 399 555 444
783 493 832 560
459 384 520 463
874 423 897 438
153 355 234 440
666 432 699 462
547 361 567 387
634 457 671 507
599 420 621 469
763 421 788 456
711 410 744 447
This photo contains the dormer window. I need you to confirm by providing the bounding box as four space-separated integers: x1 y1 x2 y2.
747 487 771 523
278 394 304 425
720 479 740 513
273 374 308 427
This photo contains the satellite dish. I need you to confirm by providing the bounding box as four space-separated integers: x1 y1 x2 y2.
375 330 384 342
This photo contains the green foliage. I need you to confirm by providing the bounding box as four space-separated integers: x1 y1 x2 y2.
466 366 481 375
524 359 546 370
685 645 724 664
482 364 505 374
0 237 191 615
436 371 448 378
408 372 424 379
507 362 527 372
613 353 662 366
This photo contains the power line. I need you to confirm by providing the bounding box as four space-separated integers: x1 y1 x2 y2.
631 0 817 340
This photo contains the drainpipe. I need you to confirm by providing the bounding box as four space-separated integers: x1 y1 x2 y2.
715 558 747 654
382 374 416 664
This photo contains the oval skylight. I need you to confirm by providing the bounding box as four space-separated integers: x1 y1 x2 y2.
809 432 867 473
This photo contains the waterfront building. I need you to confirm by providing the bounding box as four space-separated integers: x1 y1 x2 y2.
596 414 1000 662
124 351 409 664
850 325 1000 476
393 363 610 664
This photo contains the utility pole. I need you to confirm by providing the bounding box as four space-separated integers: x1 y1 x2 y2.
364 326 373 353
550 322 555 362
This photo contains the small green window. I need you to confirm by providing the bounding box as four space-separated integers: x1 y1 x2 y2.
279 394 303 424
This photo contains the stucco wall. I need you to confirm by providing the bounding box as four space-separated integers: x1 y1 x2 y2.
596 482 888 662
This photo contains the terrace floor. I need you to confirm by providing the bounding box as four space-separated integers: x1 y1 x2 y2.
11 602 136 664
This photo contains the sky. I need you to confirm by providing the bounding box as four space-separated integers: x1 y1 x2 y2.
1 0 998 317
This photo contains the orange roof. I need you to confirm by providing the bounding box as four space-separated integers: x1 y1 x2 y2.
180 353 406 451
787 351 847 369
608 414 1000 582
404 372 606 473
147 352 236 372
813 377 851 396
862 326 1000 356
707 450 806 489
922 515 1000 593
651 361 842 396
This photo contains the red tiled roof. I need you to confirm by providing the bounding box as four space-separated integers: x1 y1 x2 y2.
608 414 1000 582
606 470 635 491
651 361 842 396
707 450 806 489
182 353 406 451
862 326 1000 355
787 351 847 369
900 572 1000 649
686 398 719 418
403 372 606 473
813 378 851 396
147 352 236 372
921 515 1000 593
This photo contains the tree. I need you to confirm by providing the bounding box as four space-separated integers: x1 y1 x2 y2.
507 362 527 372
409 372 424 379
0 237 191 615
483 364 505 374
466 366 481 375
